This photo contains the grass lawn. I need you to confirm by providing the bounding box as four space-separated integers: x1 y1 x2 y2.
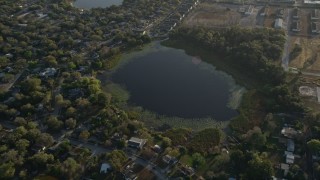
179 154 193 166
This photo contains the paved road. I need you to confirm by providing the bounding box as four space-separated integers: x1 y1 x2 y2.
281 9 291 71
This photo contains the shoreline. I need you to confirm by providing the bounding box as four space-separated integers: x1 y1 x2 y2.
98 40 244 131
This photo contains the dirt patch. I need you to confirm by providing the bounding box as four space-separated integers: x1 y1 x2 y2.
289 37 320 71
183 3 241 28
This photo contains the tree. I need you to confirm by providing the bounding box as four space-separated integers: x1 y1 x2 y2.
246 154 274 179
60 158 82 180
46 116 63 131
244 127 266 149
44 55 58 67
230 150 246 175
22 78 41 92
28 152 54 170
0 162 15 179
16 139 30 152
65 118 76 129
192 152 206 168
162 137 172 148
79 130 90 141
307 139 320 154
0 57 9 68
66 107 76 117
36 133 54 147
97 92 111 106
107 150 128 171
14 117 27 126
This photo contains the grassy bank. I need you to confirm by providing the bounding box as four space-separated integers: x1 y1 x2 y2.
139 110 230 131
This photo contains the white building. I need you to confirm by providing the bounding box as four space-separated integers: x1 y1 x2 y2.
274 18 283 29
100 163 111 174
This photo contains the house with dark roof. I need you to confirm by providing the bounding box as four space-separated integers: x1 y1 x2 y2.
311 22 320 34
287 139 295 152
292 8 300 19
291 21 301 32
311 9 320 21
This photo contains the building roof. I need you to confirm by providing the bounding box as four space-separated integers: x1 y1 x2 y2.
311 9 320 19
305 0 320 4
163 155 172 163
292 8 299 18
312 22 320 33
100 163 111 173
281 163 289 170
128 137 146 148
275 18 283 29
287 139 295 152
291 21 300 31
281 127 298 138
286 154 295 164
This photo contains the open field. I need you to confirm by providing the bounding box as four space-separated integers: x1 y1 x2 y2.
289 37 320 71
183 3 242 28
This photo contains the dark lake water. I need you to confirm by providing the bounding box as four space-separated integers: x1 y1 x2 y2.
73 0 122 9
111 43 244 121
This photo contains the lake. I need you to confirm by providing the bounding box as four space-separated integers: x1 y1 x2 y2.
73 0 123 9
111 42 244 121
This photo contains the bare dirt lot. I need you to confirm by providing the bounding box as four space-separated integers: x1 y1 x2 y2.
183 3 242 28
289 37 320 71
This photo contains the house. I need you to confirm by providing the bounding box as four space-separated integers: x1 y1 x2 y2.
153 144 162 153
311 22 320 34
285 151 295 164
128 137 146 149
311 9 320 21
5 53 13 58
281 127 298 138
287 139 295 152
277 8 285 18
39 68 56 77
292 8 299 19
274 18 283 29
180 165 195 176
291 21 301 32
100 163 111 174
162 155 178 164
244 5 254 16
281 163 290 176
305 0 320 4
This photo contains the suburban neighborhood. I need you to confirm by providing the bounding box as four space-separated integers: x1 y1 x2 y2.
1 0 320 179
